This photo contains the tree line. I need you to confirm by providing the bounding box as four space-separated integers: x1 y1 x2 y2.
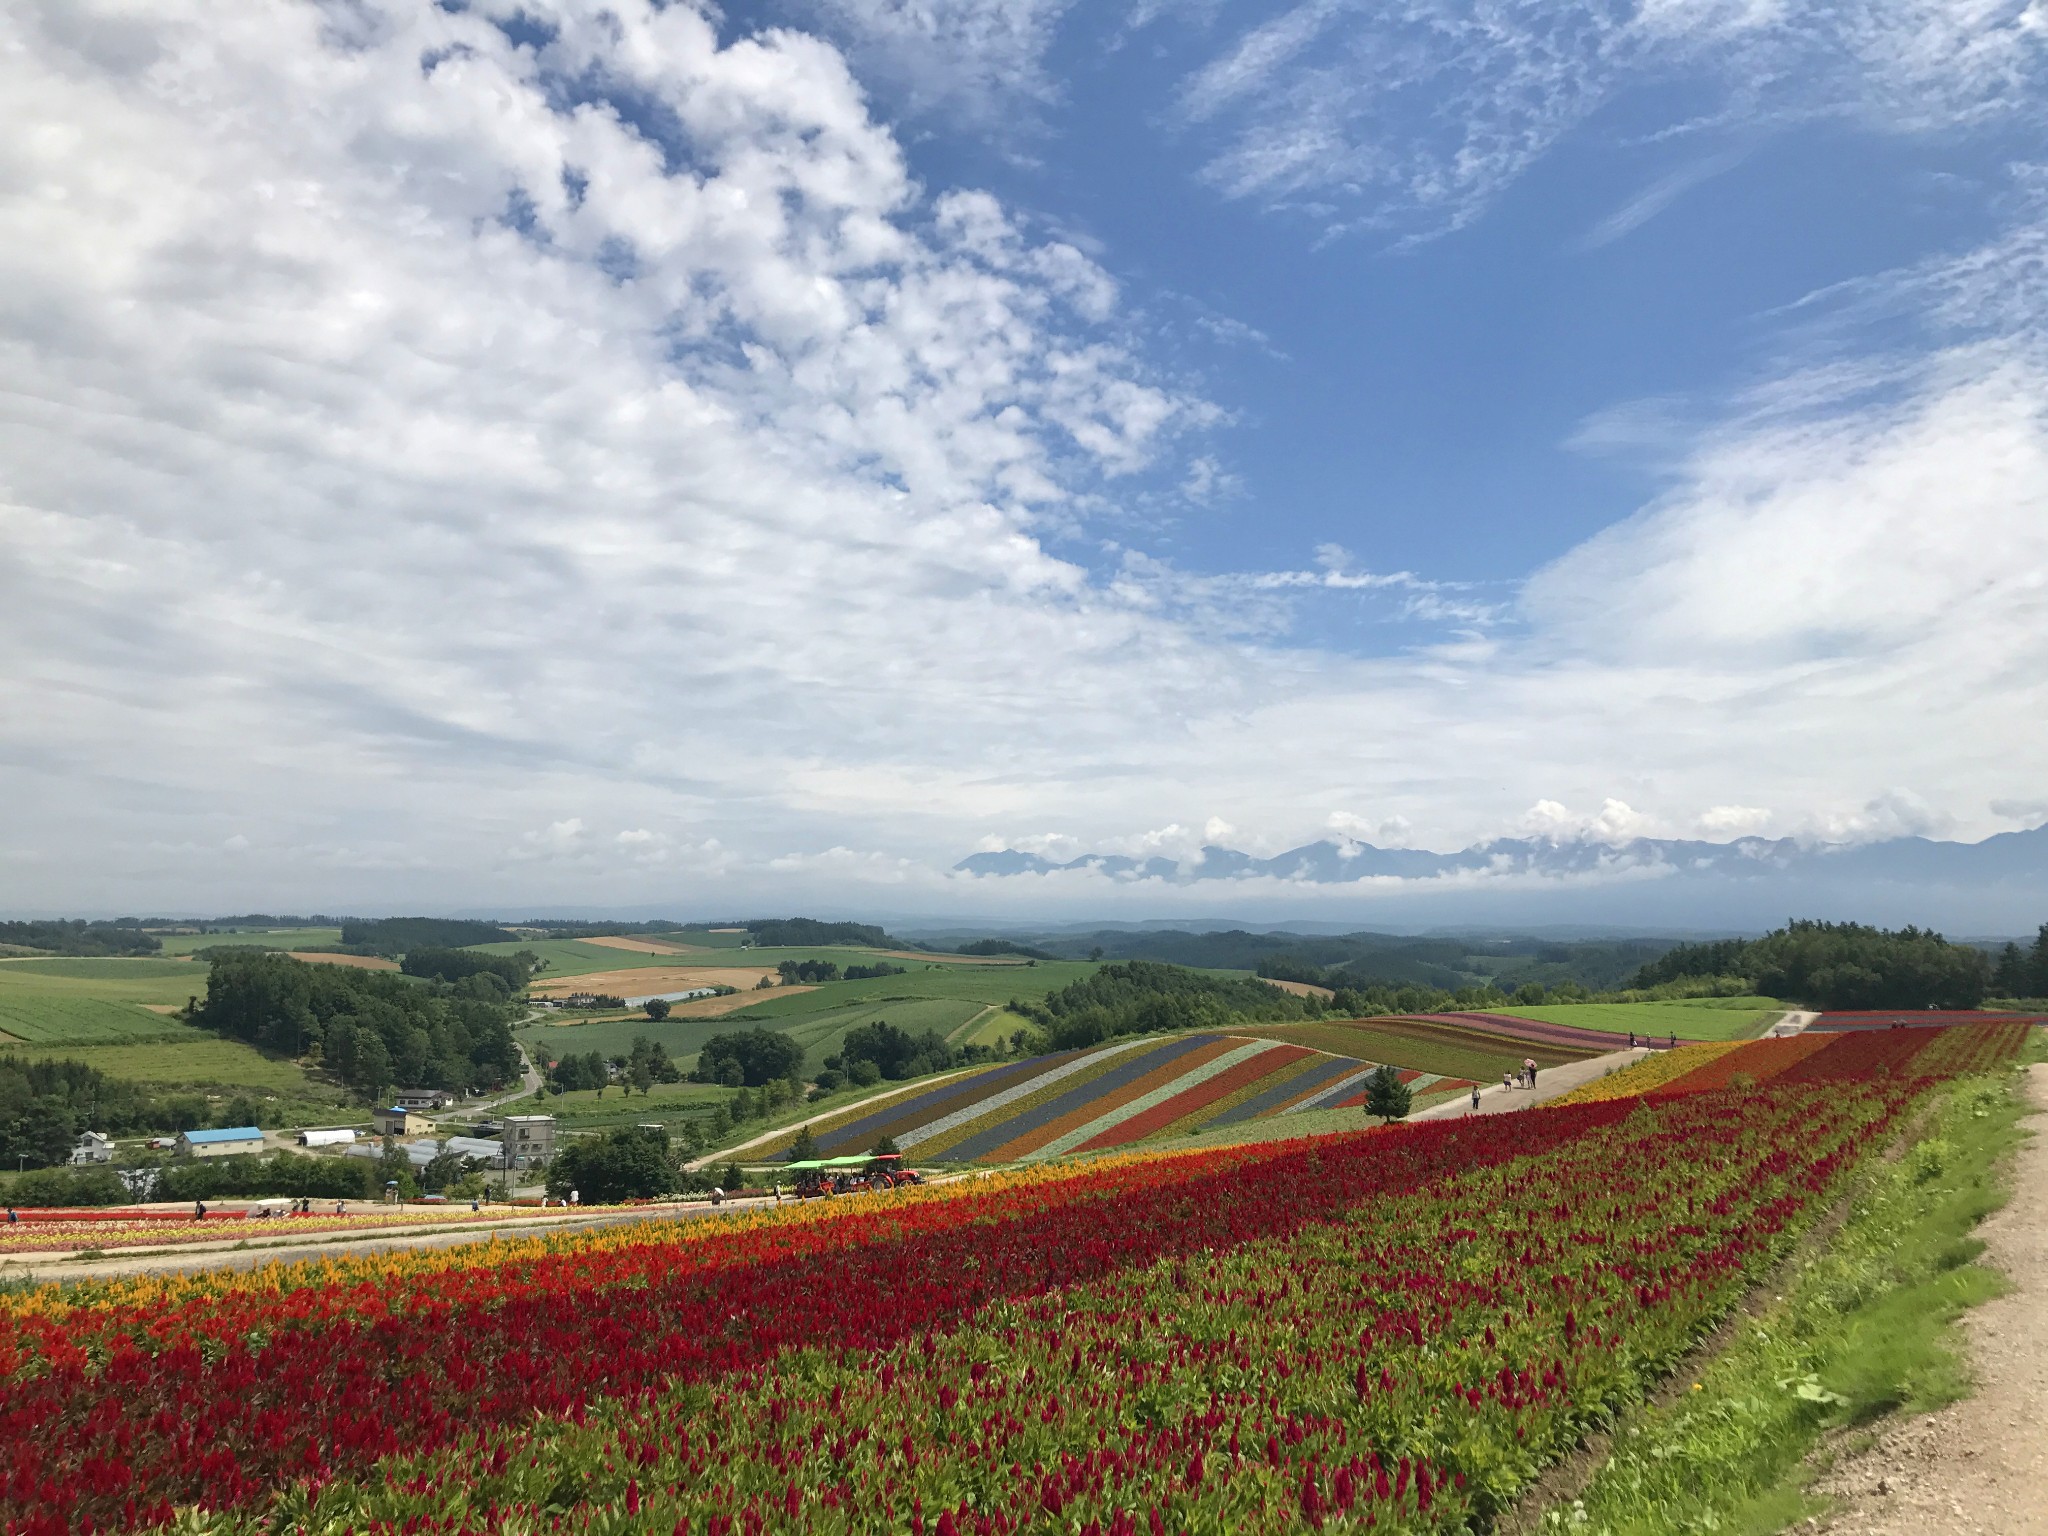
0 1056 280 1170
1631 919 2003 1009
775 959 906 985
191 953 523 1102
0 920 161 957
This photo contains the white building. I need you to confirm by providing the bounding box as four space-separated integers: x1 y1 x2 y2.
297 1127 358 1149
69 1131 115 1166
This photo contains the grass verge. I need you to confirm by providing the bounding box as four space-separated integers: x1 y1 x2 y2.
1533 1041 2042 1535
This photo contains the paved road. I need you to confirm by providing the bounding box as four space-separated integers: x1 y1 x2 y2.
1413 1045 1649 1120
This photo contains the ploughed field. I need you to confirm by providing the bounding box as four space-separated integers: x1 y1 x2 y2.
2 1019 2027 1535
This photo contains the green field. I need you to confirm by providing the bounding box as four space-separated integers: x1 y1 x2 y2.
0 956 211 1044
1236 1020 1562 1082
1476 998 1783 1042
526 1080 735 1131
154 927 343 955
471 938 1038 982
728 960 1095 1018
519 995 987 1074
0 1034 352 1128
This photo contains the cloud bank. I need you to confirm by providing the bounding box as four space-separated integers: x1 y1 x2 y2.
0 0 2044 917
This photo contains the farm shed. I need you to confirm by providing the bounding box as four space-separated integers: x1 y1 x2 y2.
179 1126 264 1159
298 1127 358 1148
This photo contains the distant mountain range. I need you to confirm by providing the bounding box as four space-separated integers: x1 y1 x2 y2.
953 827 2048 933
957 826 2048 885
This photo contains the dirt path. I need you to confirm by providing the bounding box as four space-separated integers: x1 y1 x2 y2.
1412 1044 1649 1120
1809 1062 2048 1535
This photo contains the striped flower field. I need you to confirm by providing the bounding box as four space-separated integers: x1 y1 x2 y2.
779 1034 1480 1162
6 1021 2029 1535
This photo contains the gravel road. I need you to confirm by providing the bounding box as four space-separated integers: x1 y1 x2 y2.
1809 1061 2048 1535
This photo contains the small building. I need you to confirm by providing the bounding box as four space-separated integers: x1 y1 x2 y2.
180 1126 264 1159
502 1114 556 1168
69 1131 115 1166
298 1127 358 1149
393 1088 454 1112
373 1107 436 1138
442 1135 505 1163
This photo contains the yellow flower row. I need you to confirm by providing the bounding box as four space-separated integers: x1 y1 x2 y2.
0 1138 1265 1324
1549 1041 1748 1106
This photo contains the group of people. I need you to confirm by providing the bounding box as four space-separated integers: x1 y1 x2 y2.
1468 1056 1544 1113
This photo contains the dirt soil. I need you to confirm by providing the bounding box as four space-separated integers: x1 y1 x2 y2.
286 951 398 970
531 965 777 996
1263 978 1336 1000
580 935 706 955
1806 1062 2048 1535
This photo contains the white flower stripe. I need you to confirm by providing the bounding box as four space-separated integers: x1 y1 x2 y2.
1023 1041 1285 1160
894 1036 1160 1151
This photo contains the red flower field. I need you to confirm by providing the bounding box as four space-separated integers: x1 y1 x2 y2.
0 1021 2031 1535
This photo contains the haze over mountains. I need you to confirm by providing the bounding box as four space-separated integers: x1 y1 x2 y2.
954 826 2048 935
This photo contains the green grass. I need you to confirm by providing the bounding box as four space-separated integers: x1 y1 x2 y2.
728 960 1098 1019
0 1036 333 1093
0 956 213 1044
518 996 986 1074
153 927 343 955
473 938 995 980
1478 999 1782 1041
1542 1053 2037 1535
1233 1020 1544 1081
528 1081 735 1131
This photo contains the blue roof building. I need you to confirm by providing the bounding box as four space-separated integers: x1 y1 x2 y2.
178 1126 265 1159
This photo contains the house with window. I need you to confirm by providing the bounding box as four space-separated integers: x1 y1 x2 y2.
372 1106 436 1138
69 1131 115 1166
393 1088 454 1112
502 1114 556 1167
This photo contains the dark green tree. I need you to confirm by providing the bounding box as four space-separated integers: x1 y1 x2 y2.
644 997 671 1020
546 1127 676 1203
1363 1065 1412 1125
787 1123 819 1161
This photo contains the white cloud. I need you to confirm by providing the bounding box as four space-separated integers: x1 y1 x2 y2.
787 0 1080 127
1168 0 2048 235
1698 805 1773 836
0 0 2045 918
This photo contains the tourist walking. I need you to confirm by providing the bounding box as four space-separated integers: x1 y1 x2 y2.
1470 1085 1481 1113
1524 1058 1538 1089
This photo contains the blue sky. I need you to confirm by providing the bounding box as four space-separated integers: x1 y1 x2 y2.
758 0 2025 611
0 0 2045 917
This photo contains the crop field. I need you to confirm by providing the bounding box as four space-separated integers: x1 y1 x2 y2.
755 1032 1483 1163
537 1080 739 1131
518 996 988 1075
1470 999 1783 1041
725 959 1099 1018
475 939 1020 982
0 1036 342 1099
153 928 343 955
2 1019 2025 1536
1231 1018 1589 1083
0 957 210 1045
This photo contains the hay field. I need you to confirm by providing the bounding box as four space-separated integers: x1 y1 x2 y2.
284 951 399 970
530 965 778 998
1262 978 1335 999
580 935 709 955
